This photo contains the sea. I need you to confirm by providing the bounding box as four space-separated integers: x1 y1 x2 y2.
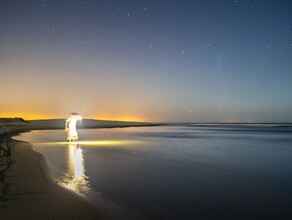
15 124 292 220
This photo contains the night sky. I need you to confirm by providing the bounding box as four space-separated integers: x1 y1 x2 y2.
0 0 291 122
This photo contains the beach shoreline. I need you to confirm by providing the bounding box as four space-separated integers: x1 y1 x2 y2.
0 137 108 220
0 118 162 220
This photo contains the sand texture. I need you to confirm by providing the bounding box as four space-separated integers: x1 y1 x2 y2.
0 140 107 220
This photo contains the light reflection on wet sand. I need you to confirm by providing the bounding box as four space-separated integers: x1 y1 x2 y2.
60 143 90 194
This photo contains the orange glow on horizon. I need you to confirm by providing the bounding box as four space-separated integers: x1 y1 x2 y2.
0 112 58 120
95 114 146 122
0 112 146 122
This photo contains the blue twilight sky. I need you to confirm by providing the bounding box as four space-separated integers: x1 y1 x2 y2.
0 0 291 122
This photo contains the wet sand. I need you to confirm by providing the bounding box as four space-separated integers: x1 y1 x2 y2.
0 139 107 220
0 118 161 220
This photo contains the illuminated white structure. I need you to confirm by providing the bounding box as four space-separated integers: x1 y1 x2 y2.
65 113 82 142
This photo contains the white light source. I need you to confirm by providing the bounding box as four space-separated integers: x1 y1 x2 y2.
65 113 82 142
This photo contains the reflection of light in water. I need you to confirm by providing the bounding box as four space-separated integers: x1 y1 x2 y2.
32 139 142 194
37 140 141 147
61 144 90 194
74 147 83 179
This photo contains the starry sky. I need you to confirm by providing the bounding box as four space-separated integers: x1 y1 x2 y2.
0 0 291 122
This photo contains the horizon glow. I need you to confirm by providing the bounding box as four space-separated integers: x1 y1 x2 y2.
1 1 292 123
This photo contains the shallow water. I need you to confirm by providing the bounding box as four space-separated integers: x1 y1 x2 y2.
15 125 292 220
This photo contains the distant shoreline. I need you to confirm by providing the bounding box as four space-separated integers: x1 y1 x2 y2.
0 118 164 137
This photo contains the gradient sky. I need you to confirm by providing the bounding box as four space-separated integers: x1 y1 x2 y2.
0 0 291 122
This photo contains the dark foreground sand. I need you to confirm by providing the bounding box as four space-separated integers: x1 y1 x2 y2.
0 140 107 220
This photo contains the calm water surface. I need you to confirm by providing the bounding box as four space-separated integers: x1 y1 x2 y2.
15 125 292 220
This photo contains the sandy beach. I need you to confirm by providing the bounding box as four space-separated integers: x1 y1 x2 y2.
0 139 108 220
0 118 160 220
